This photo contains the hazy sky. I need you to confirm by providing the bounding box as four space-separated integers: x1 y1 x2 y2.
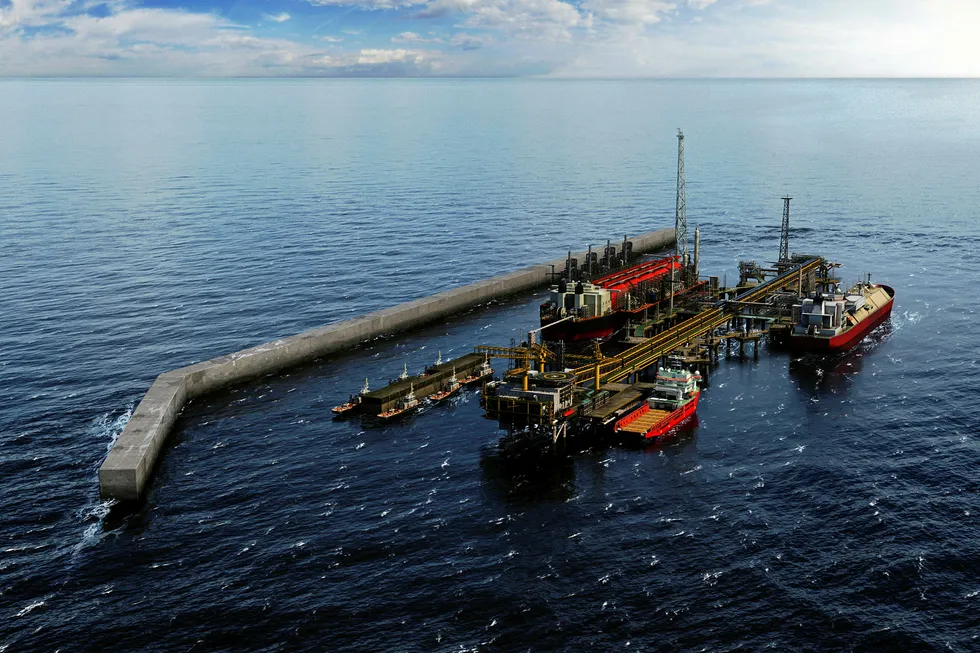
1 0 977 77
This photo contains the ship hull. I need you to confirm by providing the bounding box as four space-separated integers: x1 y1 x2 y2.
643 392 700 440
377 406 417 420
430 385 462 402
614 391 700 441
540 306 649 342
789 285 894 353
461 370 493 386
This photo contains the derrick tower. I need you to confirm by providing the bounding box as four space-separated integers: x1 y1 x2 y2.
675 129 688 267
779 196 792 262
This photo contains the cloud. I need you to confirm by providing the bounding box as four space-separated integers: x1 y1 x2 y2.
357 48 429 64
555 0 980 77
416 0 590 41
64 9 228 45
0 1 444 76
0 0 73 29
391 30 442 43
306 0 424 8
3 0 980 78
583 0 674 25
450 32 488 50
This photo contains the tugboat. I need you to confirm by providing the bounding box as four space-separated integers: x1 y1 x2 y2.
423 351 444 376
430 368 462 403
789 278 895 353
614 367 701 441
461 355 494 386
332 378 370 417
378 383 419 420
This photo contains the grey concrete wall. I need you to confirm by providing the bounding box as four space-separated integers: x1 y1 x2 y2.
99 227 675 501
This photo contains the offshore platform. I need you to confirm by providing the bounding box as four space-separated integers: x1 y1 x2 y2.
339 130 847 449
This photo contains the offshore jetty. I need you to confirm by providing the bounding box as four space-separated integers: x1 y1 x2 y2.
99 228 675 501
331 134 895 451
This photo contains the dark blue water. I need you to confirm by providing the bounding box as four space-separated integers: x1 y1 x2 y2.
2 79 978 651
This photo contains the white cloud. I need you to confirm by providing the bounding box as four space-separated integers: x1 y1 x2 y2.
307 0 425 8
422 0 590 42
450 32 489 49
65 9 227 45
3 0 980 77
583 0 674 25
392 31 443 43
0 0 73 29
555 0 980 77
265 12 292 22
357 48 430 64
0 1 445 76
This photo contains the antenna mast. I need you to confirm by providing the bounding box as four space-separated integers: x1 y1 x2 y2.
675 129 688 268
779 196 792 262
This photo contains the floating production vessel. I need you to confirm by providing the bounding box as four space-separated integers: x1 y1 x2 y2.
789 279 895 353
538 255 684 341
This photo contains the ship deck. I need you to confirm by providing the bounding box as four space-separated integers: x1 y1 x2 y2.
618 409 672 435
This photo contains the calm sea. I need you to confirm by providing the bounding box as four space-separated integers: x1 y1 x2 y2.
1 79 978 651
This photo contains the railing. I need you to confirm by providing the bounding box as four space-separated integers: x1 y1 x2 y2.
613 403 649 431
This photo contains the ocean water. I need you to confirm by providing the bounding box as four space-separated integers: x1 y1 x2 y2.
1 79 978 651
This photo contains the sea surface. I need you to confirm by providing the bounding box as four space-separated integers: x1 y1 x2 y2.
1 79 978 652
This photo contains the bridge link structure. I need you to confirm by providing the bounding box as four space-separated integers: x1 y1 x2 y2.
570 257 823 387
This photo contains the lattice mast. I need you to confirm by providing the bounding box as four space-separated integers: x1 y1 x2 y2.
779 196 792 262
675 129 688 268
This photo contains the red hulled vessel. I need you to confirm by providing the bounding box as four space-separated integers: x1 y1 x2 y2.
614 367 701 440
538 257 683 342
460 356 493 386
789 281 895 353
332 378 369 416
429 368 462 402
377 383 420 420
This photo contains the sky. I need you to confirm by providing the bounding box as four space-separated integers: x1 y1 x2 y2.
0 0 978 77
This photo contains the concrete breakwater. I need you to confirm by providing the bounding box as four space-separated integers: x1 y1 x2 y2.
98 228 675 502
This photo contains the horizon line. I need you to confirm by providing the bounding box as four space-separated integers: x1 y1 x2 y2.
2 75 979 81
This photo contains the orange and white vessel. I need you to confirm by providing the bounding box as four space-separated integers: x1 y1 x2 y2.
614 367 701 440
790 280 895 353
378 383 419 420
332 378 369 416
460 355 493 386
430 368 462 403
